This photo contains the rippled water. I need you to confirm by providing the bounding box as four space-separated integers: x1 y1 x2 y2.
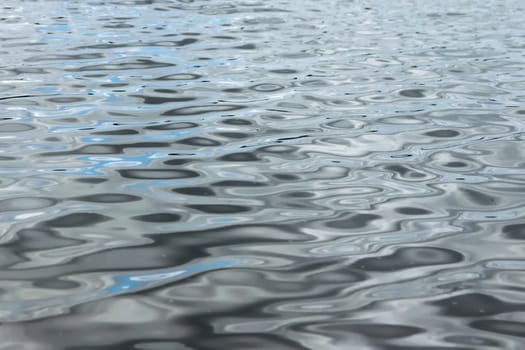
1 0 525 348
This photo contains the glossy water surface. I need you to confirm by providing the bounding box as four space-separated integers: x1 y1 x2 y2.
1 0 525 349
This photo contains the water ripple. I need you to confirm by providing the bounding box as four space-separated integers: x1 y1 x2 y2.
1 0 525 349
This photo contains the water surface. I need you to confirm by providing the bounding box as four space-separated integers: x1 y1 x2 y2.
1 0 525 349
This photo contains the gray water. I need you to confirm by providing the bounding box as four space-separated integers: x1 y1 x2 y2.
1 0 525 349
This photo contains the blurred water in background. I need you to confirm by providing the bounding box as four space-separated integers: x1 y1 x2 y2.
1 0 525 349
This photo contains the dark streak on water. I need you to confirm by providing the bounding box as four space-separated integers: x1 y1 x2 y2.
1 0 525 349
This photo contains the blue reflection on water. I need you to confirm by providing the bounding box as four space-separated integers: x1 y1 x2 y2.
0 259 242 321
106 259 240 293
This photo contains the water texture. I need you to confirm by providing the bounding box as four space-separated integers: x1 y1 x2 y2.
1 0 525 349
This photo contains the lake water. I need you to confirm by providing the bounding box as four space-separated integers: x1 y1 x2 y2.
1 0 525 349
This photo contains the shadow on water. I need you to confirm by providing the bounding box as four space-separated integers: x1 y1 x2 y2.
1 0 525 349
